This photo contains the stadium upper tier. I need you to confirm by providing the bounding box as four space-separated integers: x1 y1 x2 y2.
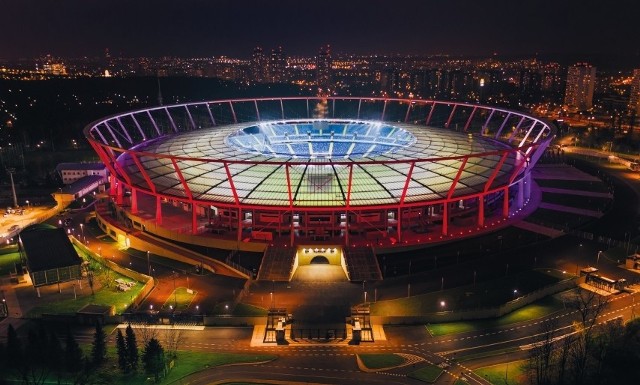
226 120 416 158
85 98 554 210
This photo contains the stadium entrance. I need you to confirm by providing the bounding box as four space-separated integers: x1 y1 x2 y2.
292 246 348 282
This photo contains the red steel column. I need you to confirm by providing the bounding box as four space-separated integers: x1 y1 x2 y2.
442 202 448 236
155 196 162 225
116 182 123 205
131 188 138 214
503 187 509 218
285 164 294 246
192 203 198 235
345 164 354 246
477 195 484 227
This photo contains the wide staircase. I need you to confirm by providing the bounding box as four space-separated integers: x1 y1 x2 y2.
257 246 297 281
343 246 382 282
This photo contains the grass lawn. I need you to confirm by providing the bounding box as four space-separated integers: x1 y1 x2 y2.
26 245 145 316
371 270 566 317
475 361 528 385
408 364 444 383
162 351 277 383
163 287 196 311
454 380 469 385
26 271 144 316
358 354 406 369
0 251 21 275
427 296 564 336
4 349 276 385
233 303 268 316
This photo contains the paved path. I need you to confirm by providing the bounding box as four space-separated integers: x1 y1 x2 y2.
512 221 565 238
532 164 601 181
538 202 603 218
539 187 613 199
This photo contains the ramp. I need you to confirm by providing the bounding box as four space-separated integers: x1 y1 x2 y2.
343 246 382 281
256 246 297 281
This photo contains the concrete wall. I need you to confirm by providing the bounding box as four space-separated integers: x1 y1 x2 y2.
125 210 267 253
371 278 577 324
71 236 154 311
96 212 249 279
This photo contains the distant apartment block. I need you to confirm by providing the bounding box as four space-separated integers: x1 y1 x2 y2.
564 63 596 111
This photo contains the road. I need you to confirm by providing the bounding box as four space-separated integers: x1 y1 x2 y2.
22 148 640 384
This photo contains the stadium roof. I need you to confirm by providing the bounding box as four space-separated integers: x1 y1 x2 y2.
119 120 518 207
19 225 83 271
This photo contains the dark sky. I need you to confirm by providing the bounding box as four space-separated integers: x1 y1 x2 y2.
1 0 637 59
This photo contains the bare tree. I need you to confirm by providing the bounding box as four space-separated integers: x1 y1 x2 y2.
162 326 184 359
135 324 158 348
565 289 611 384
528 318 559 385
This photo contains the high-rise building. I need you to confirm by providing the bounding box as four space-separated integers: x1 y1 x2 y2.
629 69 640 117
316 45 332 90
564 63 596 111
269 46 286 83
251 47 268 83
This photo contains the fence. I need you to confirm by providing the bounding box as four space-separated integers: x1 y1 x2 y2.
371 278 577 324
70 236 154 311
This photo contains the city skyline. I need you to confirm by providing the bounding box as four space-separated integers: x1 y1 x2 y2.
1 0 638 60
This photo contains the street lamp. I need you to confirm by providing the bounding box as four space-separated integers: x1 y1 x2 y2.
597 250 602 266
440 300 446 310
147 251 151 276
25 200 29 209
513 289 518 299
80 223 84 242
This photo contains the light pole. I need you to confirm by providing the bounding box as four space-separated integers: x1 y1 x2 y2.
25 200 29 210
80 223 84 242
147 251 151 276
597 250 602 266
172 272 178 308
7 168 18 208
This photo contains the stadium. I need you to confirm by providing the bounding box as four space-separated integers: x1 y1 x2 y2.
85 97 553 273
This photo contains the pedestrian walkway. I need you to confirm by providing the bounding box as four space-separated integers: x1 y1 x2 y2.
578 283 619 296
116 323 205 331
249 322 386 347
512 221 565 239
539 187 613 199
538 202 603 218
532 164 601 182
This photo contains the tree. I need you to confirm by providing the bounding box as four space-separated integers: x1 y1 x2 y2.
528 318 558 385
91 322 107 367
125 325 139 372
64 330 83 373
162 326 184 359
142 338 165 383
566 289 610 384
6 324 22 367
116 329 128 373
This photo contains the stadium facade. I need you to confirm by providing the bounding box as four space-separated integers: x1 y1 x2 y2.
85 97 553 250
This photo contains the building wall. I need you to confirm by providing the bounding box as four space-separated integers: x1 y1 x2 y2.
60 168 108 185
629 69 640 116
564 63 596 111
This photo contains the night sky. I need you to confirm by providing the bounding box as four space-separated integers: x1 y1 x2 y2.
1 0 637 59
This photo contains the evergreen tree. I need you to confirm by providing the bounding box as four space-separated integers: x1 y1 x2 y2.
48 330 63 373
91 323 107 367
125 325 139 371
116 329 128 373
6 324 22 367
64 330 83 373
142 338 165 383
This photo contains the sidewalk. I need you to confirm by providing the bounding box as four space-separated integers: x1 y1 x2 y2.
249 322 386 347
538 202 603 218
